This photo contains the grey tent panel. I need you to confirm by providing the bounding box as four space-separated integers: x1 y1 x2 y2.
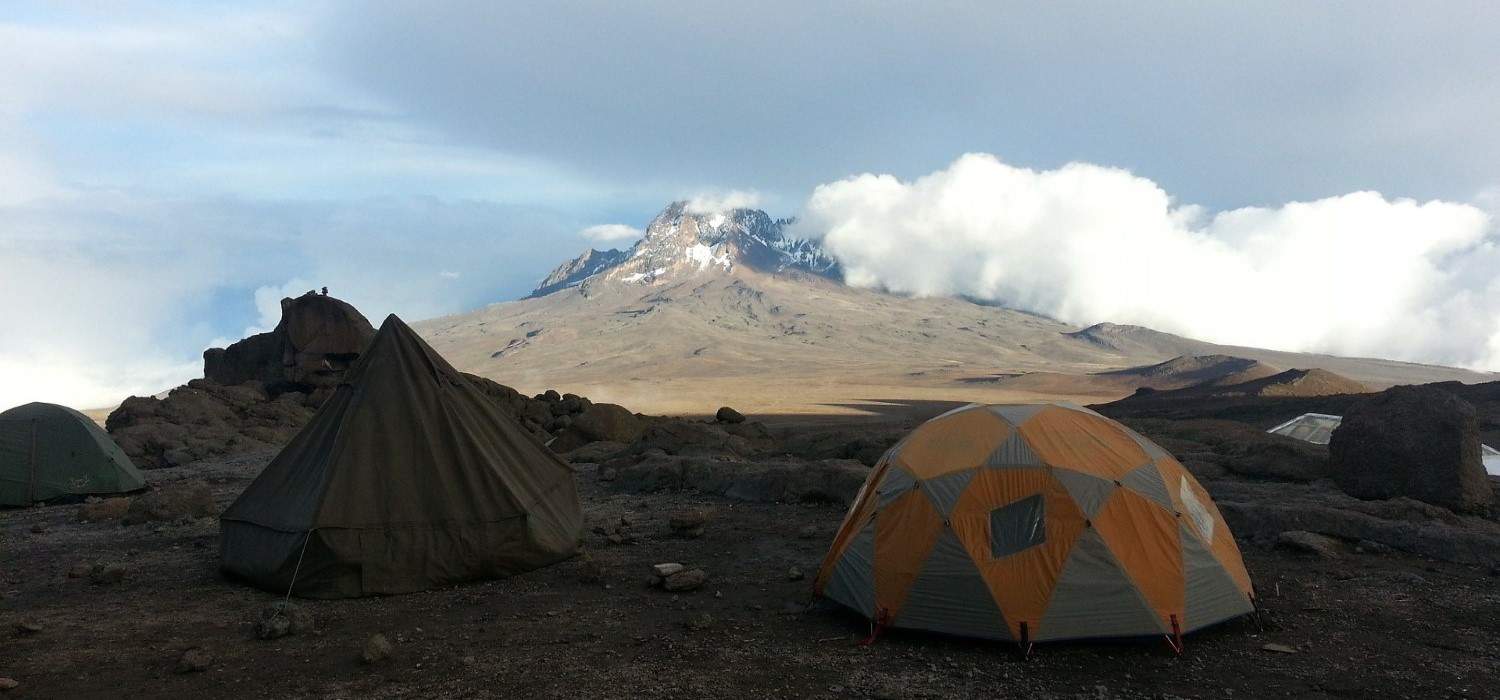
1052 468 1117 518
824 522 876 618
895 527 1011 640
986 433 1043 468
875 464 919 507
1120 426 1172 460
986 404 1048 427
1120 461 1173 511
921 467 977 518
1038 529 1166 641
1180 524 1254 631
990 494 1046 558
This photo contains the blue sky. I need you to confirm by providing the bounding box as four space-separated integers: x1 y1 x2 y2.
1 2 1498 407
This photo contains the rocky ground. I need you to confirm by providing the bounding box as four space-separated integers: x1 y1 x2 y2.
5 409 1500 699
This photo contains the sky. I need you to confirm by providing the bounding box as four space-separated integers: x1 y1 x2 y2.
1 2 1498 408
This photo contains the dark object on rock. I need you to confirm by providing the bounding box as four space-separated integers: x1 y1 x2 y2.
77 497 132 522
0 678 18 692
13 620 42 636
787 566 805 581
1328 385 1492 513
1277 530 1342 559
255 601 313 640
715 406 746 424
175 647 212 674
662 568 708 592
798 525 822 540
29 523 45 534
361 633 393 664
123 481 215 525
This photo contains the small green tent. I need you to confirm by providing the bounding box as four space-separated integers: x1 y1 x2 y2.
0 402 146 506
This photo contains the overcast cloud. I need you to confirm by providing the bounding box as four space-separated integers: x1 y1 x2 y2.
1 2 1497 408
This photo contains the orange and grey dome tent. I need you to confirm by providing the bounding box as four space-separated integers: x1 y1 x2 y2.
814 403 1253 647
220 314 583 598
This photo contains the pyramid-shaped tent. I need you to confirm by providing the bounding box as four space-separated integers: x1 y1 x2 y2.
815 403 1254 644
220 315 583 598
0 402 145 506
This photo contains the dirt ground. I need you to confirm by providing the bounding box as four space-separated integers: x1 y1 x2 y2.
4 438 1500 699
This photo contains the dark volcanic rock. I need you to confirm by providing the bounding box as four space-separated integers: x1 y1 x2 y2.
203 291 375 391
551 403 647 452
122 481 216 525
715 406 746 424
1329 385 1492 513
606 452 869 505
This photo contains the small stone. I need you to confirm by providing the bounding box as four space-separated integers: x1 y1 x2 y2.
1261 643 1298 654
0 678 18 691
797 525 821 540
1355 539 1392 555
460 656 476 666
175 647 212 674
685 613 715 631
668 508 714 539
1276 531 1342 559
88 563 127 585
652 563 685 577
662 569 708 592
577 557 605 585
255 601 314 640
13 620 42 636
787 566 805 582
77 497 131 522
361 633 393 664
29 523 46 534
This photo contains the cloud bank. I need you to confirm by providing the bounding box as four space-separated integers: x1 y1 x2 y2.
685 190 763 215
800 154 1500 371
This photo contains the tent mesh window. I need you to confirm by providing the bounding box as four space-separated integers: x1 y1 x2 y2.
989 494 1045 557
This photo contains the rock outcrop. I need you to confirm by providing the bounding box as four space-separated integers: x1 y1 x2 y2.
203 291 375 391
1328 385 1492 513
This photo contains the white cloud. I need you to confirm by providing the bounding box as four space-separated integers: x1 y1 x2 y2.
685 190 763 215
579 224 643 244
799 153 1500 371
440 270 461 279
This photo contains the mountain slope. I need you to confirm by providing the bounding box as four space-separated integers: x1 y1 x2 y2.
415 202 1497 415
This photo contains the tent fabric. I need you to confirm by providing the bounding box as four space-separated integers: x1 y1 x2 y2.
814 402 1254 643
0 402 145 506
220 314 583 598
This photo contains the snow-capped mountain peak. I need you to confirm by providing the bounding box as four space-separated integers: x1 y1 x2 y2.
528 201 840 297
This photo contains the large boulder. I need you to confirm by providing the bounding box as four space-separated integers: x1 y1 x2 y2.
1328 385 1492 513
202 291 375 392
550 403 647 452
604 451 869 505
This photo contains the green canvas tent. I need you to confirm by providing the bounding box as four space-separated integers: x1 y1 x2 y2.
0 402 145 507
220 314 583 598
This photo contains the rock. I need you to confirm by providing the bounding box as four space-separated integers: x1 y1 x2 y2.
1329 385 1492 513
1261 643 1298 654
563 441 627 464
203 291 375 389
662 569 708 592
77 497 131 522
87 563 127 585
13 620 42 636
0 678 17 692
552 404 646 451
540 389 561 403
797 525 822 540
1277 531 1342 559
685 613 716 631
715 406 746 424
577 556 606 584
29 523 45 534
787 566 805 581
361 633 393 664
175 647 212 673
123 481 215 525
629 420 763 458
1356 539 1393 555
66 563 91 579
255 601 313 640
668 508 714 538
652 563 686 577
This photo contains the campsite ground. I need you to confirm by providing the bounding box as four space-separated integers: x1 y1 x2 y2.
4 425 1499 700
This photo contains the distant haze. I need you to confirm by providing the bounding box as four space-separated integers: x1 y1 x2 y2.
1 2 1498 408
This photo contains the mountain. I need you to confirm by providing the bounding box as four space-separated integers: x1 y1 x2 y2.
529 248 629 298
415 202 1497 416
527 201 838 297
1097 354 1282 390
